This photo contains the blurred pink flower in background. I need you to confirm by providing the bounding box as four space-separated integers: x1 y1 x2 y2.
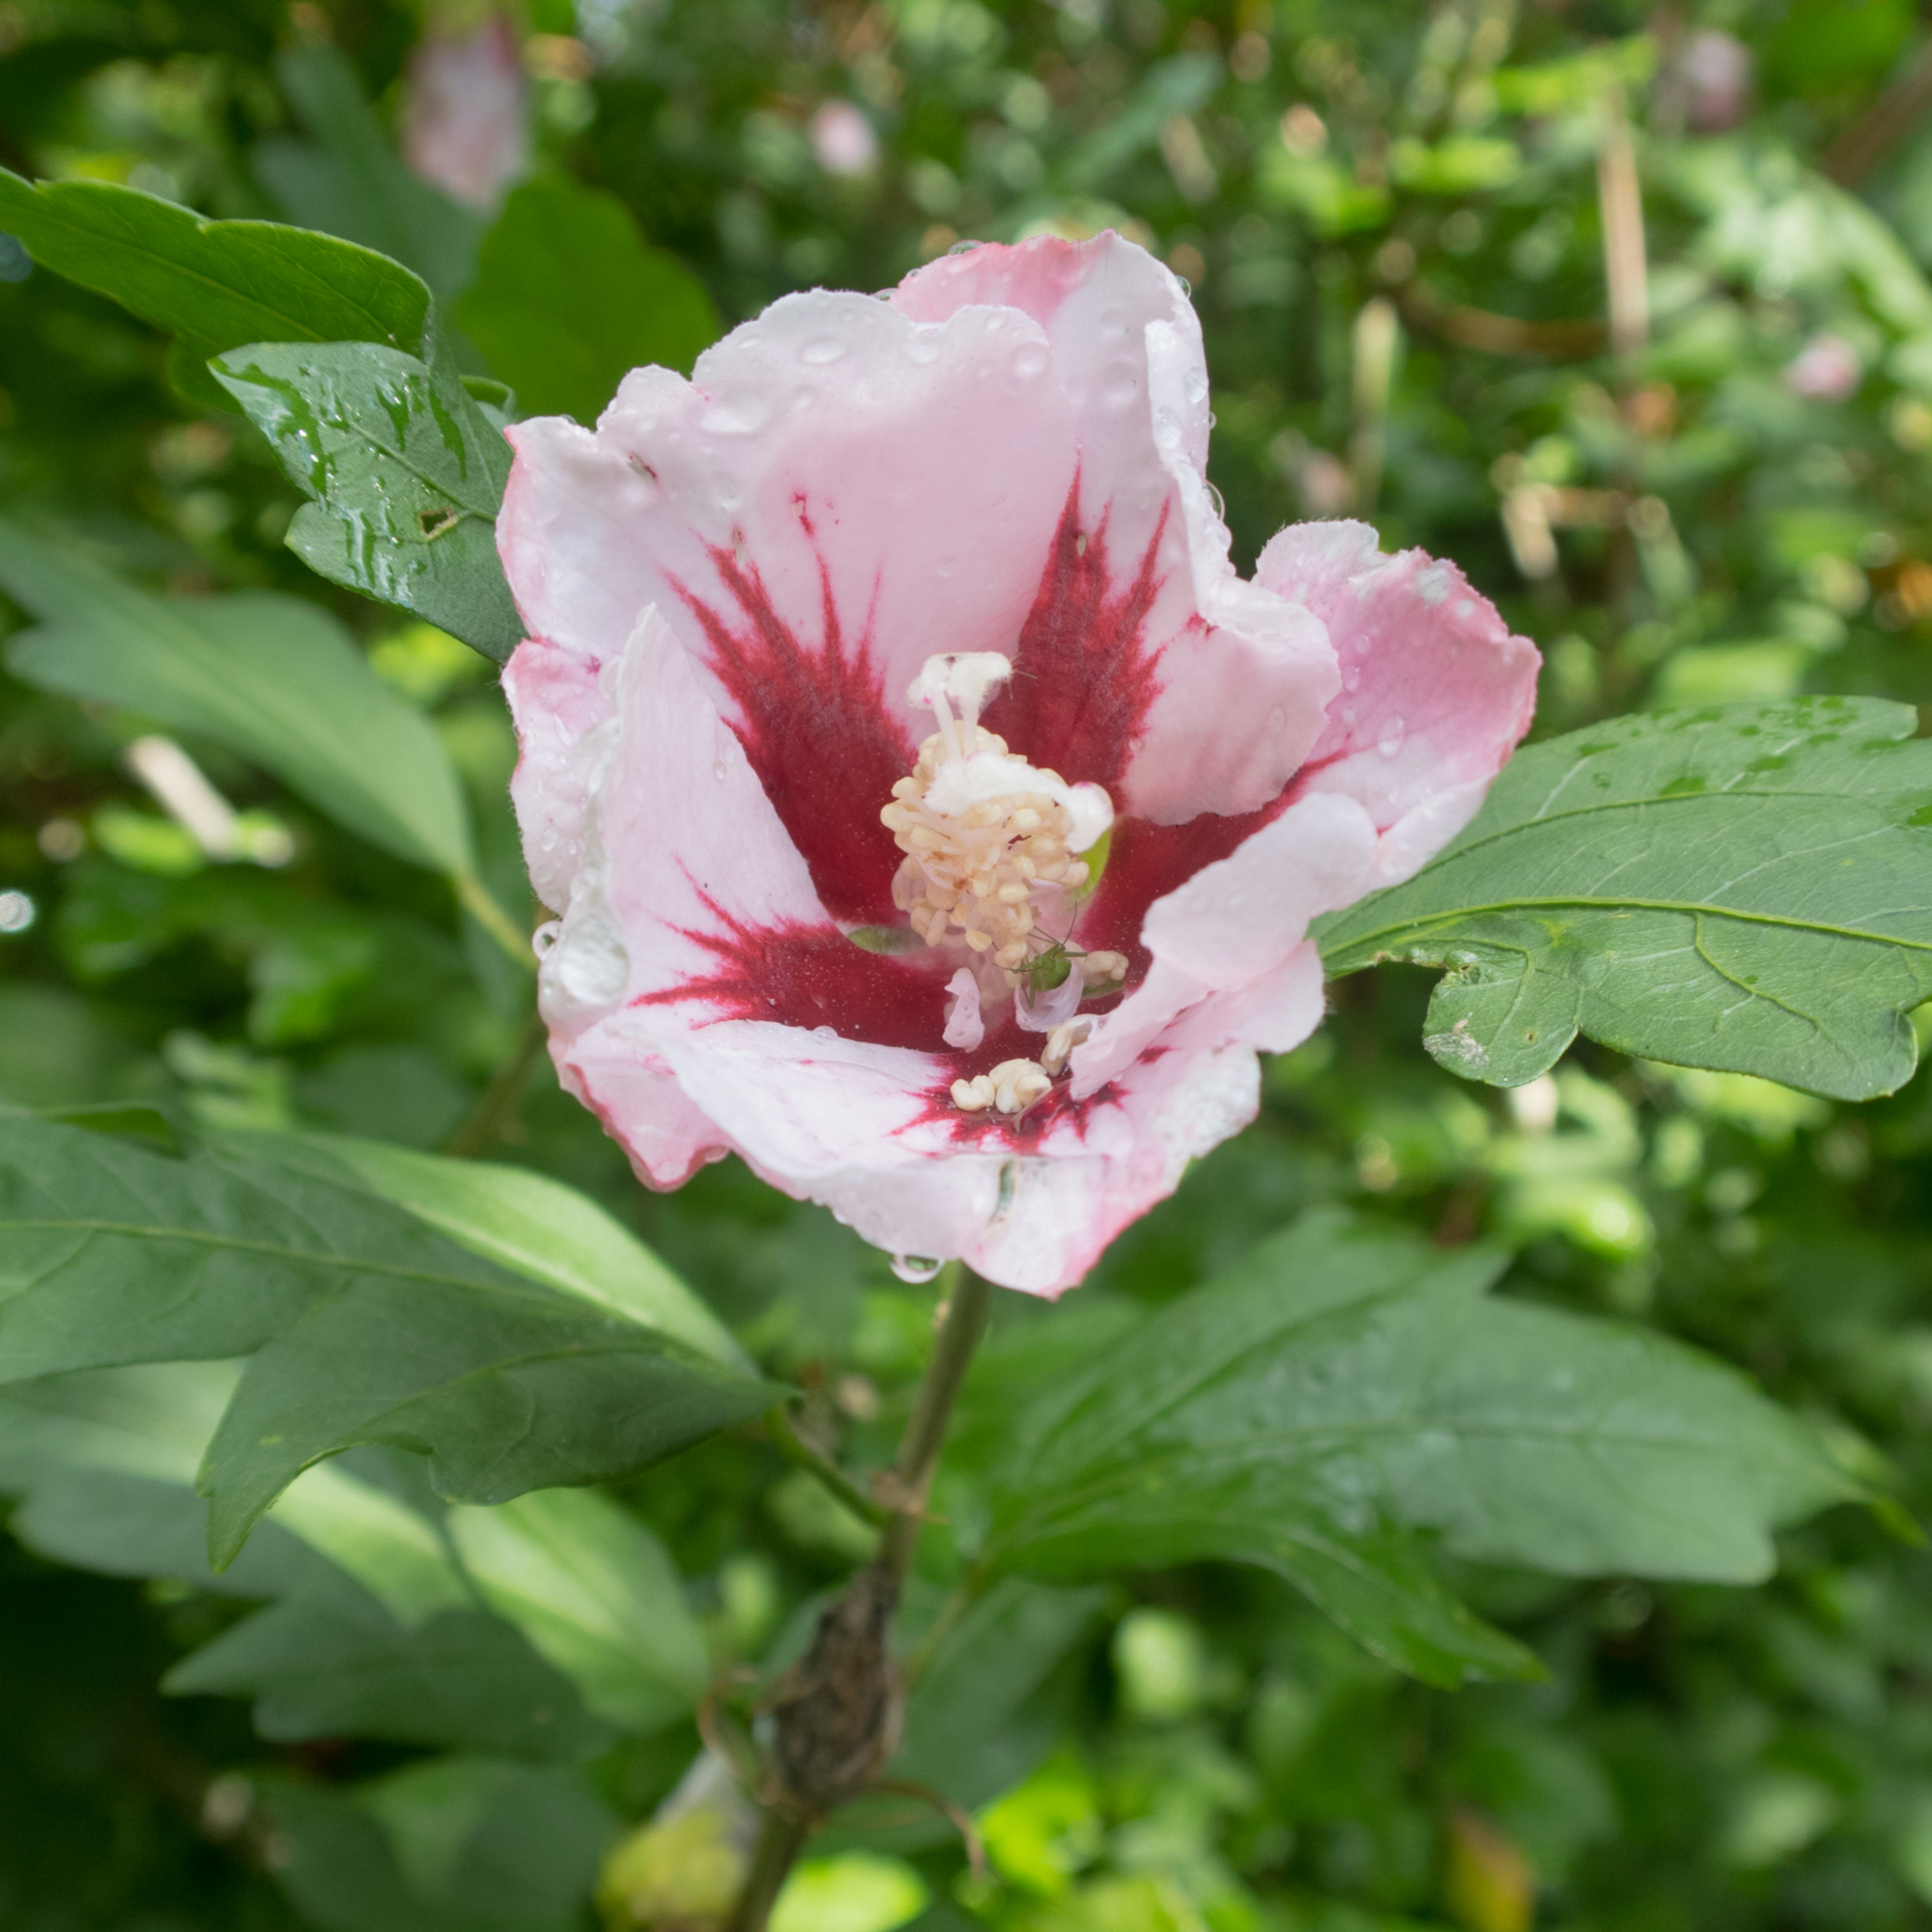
496 234 1539 1293
1785 332 1861 403
402 13 530 213
810 100 879 178
1679 30 1753 133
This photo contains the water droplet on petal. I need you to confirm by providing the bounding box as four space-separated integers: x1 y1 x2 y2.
1378 715 1407 759
713 758 728 781
890 1254 944 1284
812 1024 838 1040
1101 370 1139 410
1183 365 1209 404
532 919 561 957
799 337 847 366
1011 340 1049 379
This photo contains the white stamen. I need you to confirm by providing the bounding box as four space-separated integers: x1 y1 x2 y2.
988 1057 1052 1114
942 966 984 1050
893 651 1123 1113
952 1073 995 1111
1040 1019 1092 1077
1082 951 1129 985
949 1057 1054 1117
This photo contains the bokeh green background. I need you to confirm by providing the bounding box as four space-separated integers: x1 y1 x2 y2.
7 1 1932 1928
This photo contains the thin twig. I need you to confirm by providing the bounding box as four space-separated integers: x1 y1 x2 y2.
766 1406 890 1528
722 1263 998 1932
1597 83 1649 377
453 865 536 971
902 1578 980 1690
442 1009 548 1158
867 1778 988 1877
1825 39 1932 186
1399 281 1606 358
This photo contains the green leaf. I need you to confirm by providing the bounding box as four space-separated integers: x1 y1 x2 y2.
257 1130 748 1369
254 43 483 305
213 339 525 661
1062 53 1221 192
167 1572 611 1759
0 516 475 874
0 1361 316 1598
987 1211 1853 1683
0 1115 781 1565
0 1362 608 1759
202 1285 777 1569
0 164 430 409
455 175 720 423
1317 699 1932 1100
445 1488 709 1732
263 1760 615 1932
890 1580 1104 1811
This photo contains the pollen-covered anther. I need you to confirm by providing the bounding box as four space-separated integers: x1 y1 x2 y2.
1082 951 1129 985
1040 1019 1091 1077
887 652 1114 992
951 1057 1053 1117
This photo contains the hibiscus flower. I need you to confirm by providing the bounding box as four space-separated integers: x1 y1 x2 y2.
497 232 1538 1294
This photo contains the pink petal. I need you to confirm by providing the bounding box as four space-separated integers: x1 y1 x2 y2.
894 233 1337 821
1258 521 1540 888
502 640 611 915
1071 791 1377 1094
554 1017 728 1189
976 1022 1279 1294
527 602 994 1237
497 294 1080 925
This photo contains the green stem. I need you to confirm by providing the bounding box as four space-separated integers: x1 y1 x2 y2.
723 1809 812 1932
768 1407 889 1528
453 867 536 972
879 1262 991 1582
443 1009 547 1158
903 1577 980 1690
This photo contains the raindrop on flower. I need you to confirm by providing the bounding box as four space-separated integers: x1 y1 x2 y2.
531 919 561 957
1378 716 1406 759
890 1254 944 1284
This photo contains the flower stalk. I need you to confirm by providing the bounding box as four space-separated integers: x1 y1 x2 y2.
724 1265 995 1932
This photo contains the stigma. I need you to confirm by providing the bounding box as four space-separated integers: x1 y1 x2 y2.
882 653 1115 977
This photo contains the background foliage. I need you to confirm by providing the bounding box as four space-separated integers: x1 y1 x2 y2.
5 0 1932 1929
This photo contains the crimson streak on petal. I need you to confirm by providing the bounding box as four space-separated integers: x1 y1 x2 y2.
674 538 915 928
981 481 1170 796
1079 796 1291 977
637 897 944 1051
